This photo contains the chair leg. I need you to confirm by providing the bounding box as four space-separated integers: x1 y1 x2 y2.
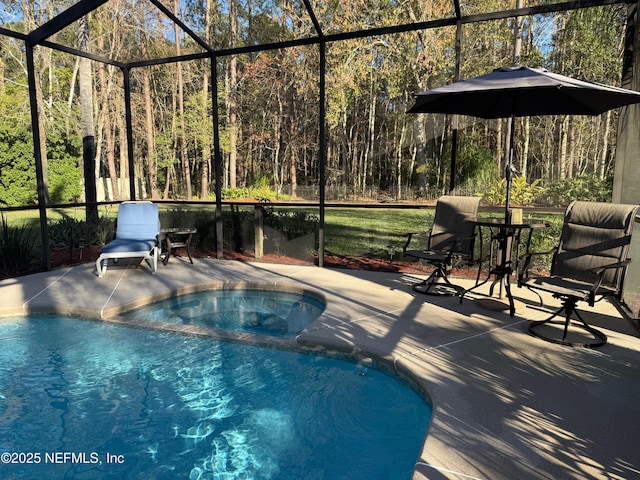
95 256 104 277
152 247 159 274
528 298 607 348
146 247 159 274
412 265 463 296
95 255 109 277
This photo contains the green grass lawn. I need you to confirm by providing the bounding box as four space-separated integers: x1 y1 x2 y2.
1 204 563 274
1 205 119 227
324 207 431 260
324 207 562 267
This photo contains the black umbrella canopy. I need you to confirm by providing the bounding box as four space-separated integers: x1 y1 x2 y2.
408 66 640 221
407 66 640 118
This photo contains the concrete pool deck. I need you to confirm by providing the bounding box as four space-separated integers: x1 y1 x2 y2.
0 257 639 480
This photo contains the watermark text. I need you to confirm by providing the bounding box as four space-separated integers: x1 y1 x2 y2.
1 451 125 465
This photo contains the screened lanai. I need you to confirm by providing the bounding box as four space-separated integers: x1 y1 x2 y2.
2 0 640 313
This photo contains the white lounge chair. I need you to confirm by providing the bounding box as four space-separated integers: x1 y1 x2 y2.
95 201 161 277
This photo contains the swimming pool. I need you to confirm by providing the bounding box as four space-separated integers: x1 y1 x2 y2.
123 289 326 338
0 314 431 479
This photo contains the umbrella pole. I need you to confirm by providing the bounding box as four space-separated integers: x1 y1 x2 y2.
504 114 517 222
505 157 513 222
500 114 518 300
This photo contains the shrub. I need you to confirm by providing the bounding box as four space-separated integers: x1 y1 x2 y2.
483 176 545 206
48 215 115 248
0 123 83 206
539 175 613 207
220 186 292 201
0 213 38 275
264 210 318 240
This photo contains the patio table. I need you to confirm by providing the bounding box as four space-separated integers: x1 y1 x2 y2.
462 217 548 316
161 227 197 265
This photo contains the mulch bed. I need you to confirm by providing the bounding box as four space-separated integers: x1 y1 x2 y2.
43 247 534 283
46 246 497 281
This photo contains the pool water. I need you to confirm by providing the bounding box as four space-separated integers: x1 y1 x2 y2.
123 289 326 338
0 315 431 479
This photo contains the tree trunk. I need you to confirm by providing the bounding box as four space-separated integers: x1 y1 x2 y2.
599 110 611 178
513 0 523 66
97 35 120 200
200 0 212 200
273 103 281 190
0 43 4 96
396 118 407 199
143 68 158 199
289 101 297 198
522 117 530 178
163 166 173 199
117 109 128 195
228 0 239 188
78 15 98 223
174 2 192 199
567 120 576 178
559 116 569 179
32 53 50 204
367 83 376 194
496 118 504 175
21 0 51 203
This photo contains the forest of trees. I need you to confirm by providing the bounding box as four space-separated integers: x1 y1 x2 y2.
0 0 632 207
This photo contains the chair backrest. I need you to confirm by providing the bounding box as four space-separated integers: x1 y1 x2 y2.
552 201 639 289
116 201 160 241
428 195 480 254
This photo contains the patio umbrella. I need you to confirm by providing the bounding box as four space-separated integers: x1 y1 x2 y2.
407 66 640 219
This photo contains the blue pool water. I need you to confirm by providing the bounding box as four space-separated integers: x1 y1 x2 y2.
0 315 431 479
123 289 326 338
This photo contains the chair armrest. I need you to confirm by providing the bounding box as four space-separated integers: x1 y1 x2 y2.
402 232 417 254
518 247 557 282
589 258 632 296
591 258 631 275
446 233 477 252
429 233 478 263
402 229 433 254
403 229 476 260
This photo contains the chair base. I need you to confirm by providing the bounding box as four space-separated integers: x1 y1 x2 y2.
528 299 607 348
412 266 464 296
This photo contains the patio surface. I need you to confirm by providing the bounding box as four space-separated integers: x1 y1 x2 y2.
1 257 639 480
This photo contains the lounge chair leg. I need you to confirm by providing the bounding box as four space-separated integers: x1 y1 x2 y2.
95 256 107 277
152 247 159 274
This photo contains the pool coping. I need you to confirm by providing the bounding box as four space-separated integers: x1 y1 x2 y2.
1 257 639 480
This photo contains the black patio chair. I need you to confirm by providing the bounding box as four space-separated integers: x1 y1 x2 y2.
403 195 480 295
518 200 639 348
